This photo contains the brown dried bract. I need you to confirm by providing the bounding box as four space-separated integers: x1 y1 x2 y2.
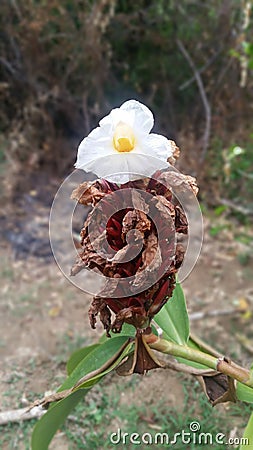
71 179 114 206
138 233 160 273
71 166 198 359
157 169 198 197
167 140 180 166
122 209 151 240
197 373 237 406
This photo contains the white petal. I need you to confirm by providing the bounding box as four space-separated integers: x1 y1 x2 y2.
120 100 154 134
99 107 133 128
75 126 113 169
144 133 174 161
74 100 173 181
77 153 169 184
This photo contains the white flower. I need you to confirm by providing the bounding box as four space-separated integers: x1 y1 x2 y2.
75 99 177 183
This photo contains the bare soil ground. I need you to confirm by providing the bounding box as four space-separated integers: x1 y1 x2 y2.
0 179 253 449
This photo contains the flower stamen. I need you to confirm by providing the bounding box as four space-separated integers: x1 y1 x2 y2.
113 122 135 153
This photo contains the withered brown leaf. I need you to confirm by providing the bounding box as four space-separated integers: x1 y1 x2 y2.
197 373 237 406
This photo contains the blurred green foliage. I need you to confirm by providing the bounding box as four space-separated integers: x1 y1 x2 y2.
225 142 253 202
0 0 252 203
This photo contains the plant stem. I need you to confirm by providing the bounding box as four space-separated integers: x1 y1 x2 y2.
149 337 252 387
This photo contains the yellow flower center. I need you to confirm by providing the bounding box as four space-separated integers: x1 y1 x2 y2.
113 122 135 152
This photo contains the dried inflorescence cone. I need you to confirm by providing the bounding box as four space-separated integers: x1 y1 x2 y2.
71 165 198 343
70 100 199 373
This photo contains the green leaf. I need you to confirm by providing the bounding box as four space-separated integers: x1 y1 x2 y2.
67 344 100 375
240 412 253 449
32 336 133 450
59 336 131 392
236 382 253 404
31 389 87 450
98 323 136 344
71 340 133 390
214 205 227 216
248 59 253 70
116 323 136 337
154 282 189 345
